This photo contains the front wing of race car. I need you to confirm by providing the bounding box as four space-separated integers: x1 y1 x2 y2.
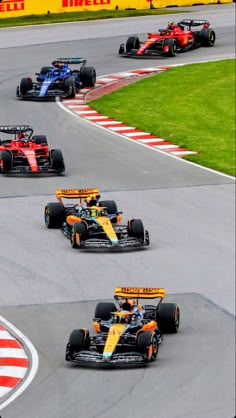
16 86 67 99
66 350 146 365
79 234 149 249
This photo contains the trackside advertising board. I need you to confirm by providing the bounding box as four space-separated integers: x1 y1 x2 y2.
0 0 232 18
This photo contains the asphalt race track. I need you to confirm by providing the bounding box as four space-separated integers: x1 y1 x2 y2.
0 4 235 418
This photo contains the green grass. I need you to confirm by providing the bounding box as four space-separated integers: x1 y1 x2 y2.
0 9 186 28
89 59 236 176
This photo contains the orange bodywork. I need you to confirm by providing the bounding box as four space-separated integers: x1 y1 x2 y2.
141 320 158 332
66 215 81 225
93 321 101 333
56 188 100 204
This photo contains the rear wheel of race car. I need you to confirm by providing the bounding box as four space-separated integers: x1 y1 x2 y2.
20 77 33 95
126 36 140 52
162 38 177 57
157 303 180 333
136 331 158 361
80 66 96 87
199 28 216 47
64 77 76 98
128 219 145 240
71 222 87 249
94 302 116 320
44 202 65 228
32 135 48 145
40 66 52 75
66 328 90 358
36 66 52 81
50 149 65 173
0 150 13 173
99 200 118 214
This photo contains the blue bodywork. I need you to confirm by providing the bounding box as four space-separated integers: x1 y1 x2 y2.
17 58 95 99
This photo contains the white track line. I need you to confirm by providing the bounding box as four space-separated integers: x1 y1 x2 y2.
0 315 38 411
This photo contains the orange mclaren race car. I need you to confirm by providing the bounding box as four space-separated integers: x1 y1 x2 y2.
65 287 180 366
45 189 150 249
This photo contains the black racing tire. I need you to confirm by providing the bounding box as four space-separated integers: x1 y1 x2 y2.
126 36 140 52
36 66 52 81
99 200 118 214
162 38 177 57
40 66 53 75
94 302 116 320
118 44 125 55
71 222 87 249
0 150 13 173
128 219 145 240
68 329 90 353
50 149 65 173
20 78 33 96
32 135 48 145
199 28 216 47
157 303 180 333
80 66 96 87
136 331 158 361
64 77 76 98
44 202 65 229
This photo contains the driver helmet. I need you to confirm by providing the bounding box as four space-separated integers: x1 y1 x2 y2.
17 132 26 140
167 21 176 29
90 207 97 218
54 62 63 69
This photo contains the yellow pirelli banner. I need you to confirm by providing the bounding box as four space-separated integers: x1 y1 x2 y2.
0 0 149 17
0 0 232 19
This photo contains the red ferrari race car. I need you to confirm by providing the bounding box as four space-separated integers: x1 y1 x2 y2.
0 125 65 174
119 19 216 58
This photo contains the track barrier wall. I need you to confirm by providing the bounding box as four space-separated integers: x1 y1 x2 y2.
0 0 233 18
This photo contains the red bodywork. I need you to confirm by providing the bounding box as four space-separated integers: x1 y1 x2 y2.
137 22 210 55
0 139 49 173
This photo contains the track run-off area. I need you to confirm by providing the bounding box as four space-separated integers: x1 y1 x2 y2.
0 4 235 418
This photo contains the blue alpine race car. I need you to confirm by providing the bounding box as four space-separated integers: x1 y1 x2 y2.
16 58 96 99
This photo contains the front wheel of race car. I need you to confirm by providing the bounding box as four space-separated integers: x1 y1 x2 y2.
71 222 87 249
128 219 145 241
199 28 216 47
94 302 116 320
136 331 158 361
50 149 65 173
44 202 65 229
19 77 33 96
66 328 90 360
126 36 140 53
0 150 13 173
157 303 180 333
64 77 76 98
162 39 177 57
80 66 96 87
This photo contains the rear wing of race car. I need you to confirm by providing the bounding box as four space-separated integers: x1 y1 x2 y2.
56 188 100 203
0 125 33 135
114 287 166 300
53 58 87 65
179 19 210 28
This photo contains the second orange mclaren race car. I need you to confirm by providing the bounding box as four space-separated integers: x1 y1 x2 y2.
45 189 150 250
